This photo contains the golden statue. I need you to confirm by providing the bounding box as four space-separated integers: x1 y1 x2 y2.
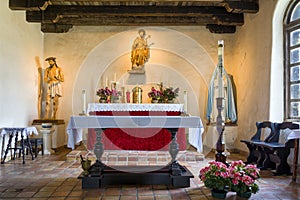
130 29 153 73
44 57 64 119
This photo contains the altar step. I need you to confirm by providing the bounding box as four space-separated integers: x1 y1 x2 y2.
67 149 204 165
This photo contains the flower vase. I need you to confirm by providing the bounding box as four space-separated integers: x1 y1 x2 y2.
237 191 252 198
113 98 120 103
167 99 174 103
99 98 107 103
151 99 158 103
211 189 228 199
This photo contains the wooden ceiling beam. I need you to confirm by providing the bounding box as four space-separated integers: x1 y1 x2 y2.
26 6 244 25
9 0 258 33
223 0 259 13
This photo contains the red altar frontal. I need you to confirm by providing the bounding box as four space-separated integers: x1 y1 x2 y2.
87 103 186 151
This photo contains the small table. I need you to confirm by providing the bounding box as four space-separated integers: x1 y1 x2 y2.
288 130 300 181
1 127 38 164
67 115 203 188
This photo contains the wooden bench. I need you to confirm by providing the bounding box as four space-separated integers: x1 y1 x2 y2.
260 122 299 175
240 121 276 167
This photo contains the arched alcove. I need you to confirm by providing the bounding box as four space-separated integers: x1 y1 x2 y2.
72 27 215 118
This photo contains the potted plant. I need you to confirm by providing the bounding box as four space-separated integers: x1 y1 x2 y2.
229 160 260 198
111 88 122 103
96 87 112 103
199 161 231 199
148 87 163 103
162 87 179 103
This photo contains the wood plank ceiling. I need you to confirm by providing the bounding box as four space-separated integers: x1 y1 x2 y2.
9 0 259 33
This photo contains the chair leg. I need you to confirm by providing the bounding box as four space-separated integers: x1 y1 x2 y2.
34 139 38 158
41 143 44 156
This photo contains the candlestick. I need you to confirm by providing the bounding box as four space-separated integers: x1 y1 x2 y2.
218 40 224 98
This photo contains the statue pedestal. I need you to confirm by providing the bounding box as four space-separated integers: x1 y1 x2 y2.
32 119 66 150
204 124 238 152
40 128 55 154
128 69 145 74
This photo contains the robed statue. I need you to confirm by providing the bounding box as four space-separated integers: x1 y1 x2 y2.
206 65 237 125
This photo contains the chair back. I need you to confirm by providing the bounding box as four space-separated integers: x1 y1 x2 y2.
251 121 275 142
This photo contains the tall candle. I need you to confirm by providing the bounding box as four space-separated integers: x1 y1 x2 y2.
126 90 130 103
114 73 117 82
82 90 86 114
105 77 108 87
184 91 188 113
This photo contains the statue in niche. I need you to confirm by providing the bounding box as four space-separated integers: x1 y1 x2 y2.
128 29 153 74
43 57 64 119
206 66 237 125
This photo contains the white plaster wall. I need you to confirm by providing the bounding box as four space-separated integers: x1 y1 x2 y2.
0 1 43 127
229 0 278 150
44 26 232 125
0 0 285 153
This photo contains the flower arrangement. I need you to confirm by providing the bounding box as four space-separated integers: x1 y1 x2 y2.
199 161 231 191
111 88 122 98
148 87 163 101
229 160 260 195
163 87 179 101
199 160 260 198
96 87 112 100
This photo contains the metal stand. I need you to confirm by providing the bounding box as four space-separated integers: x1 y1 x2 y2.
215 97 227 164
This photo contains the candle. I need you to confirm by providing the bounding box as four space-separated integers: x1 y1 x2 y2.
217 40 224 98
114 73 117 82
126 90 130 103
82 90 86 114
218 69 223 98
105 77 108 87
184 91 188 113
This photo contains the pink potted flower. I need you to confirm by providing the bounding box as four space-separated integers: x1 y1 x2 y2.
229 160 260 198
199 161 231 198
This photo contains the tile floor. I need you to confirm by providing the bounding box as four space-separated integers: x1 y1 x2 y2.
0 145 300 200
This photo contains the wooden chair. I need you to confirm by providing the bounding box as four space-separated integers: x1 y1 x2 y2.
240 121 276 166
260 122 299 175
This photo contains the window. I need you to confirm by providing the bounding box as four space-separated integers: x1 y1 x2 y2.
284 1 300 120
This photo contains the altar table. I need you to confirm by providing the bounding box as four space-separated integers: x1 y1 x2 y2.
67 115 203 188
288 130 300 181
87 103 203 152
1 127 38 164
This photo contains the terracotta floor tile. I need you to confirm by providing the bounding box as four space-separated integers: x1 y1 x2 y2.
1 145 300 200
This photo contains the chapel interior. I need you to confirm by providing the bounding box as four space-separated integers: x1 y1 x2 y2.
1 0 300 199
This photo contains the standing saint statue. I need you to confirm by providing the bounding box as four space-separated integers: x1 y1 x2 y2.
44 57 64 119
129 29 152 73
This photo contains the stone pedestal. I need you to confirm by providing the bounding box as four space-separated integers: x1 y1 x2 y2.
40 128 55 154
32 119 66 150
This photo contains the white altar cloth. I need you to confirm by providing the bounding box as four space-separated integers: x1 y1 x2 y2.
1 127 38 137
87 103 184 113
67 115 204 152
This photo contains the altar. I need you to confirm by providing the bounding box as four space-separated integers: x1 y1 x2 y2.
86 103 198 151
67 115 203 188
